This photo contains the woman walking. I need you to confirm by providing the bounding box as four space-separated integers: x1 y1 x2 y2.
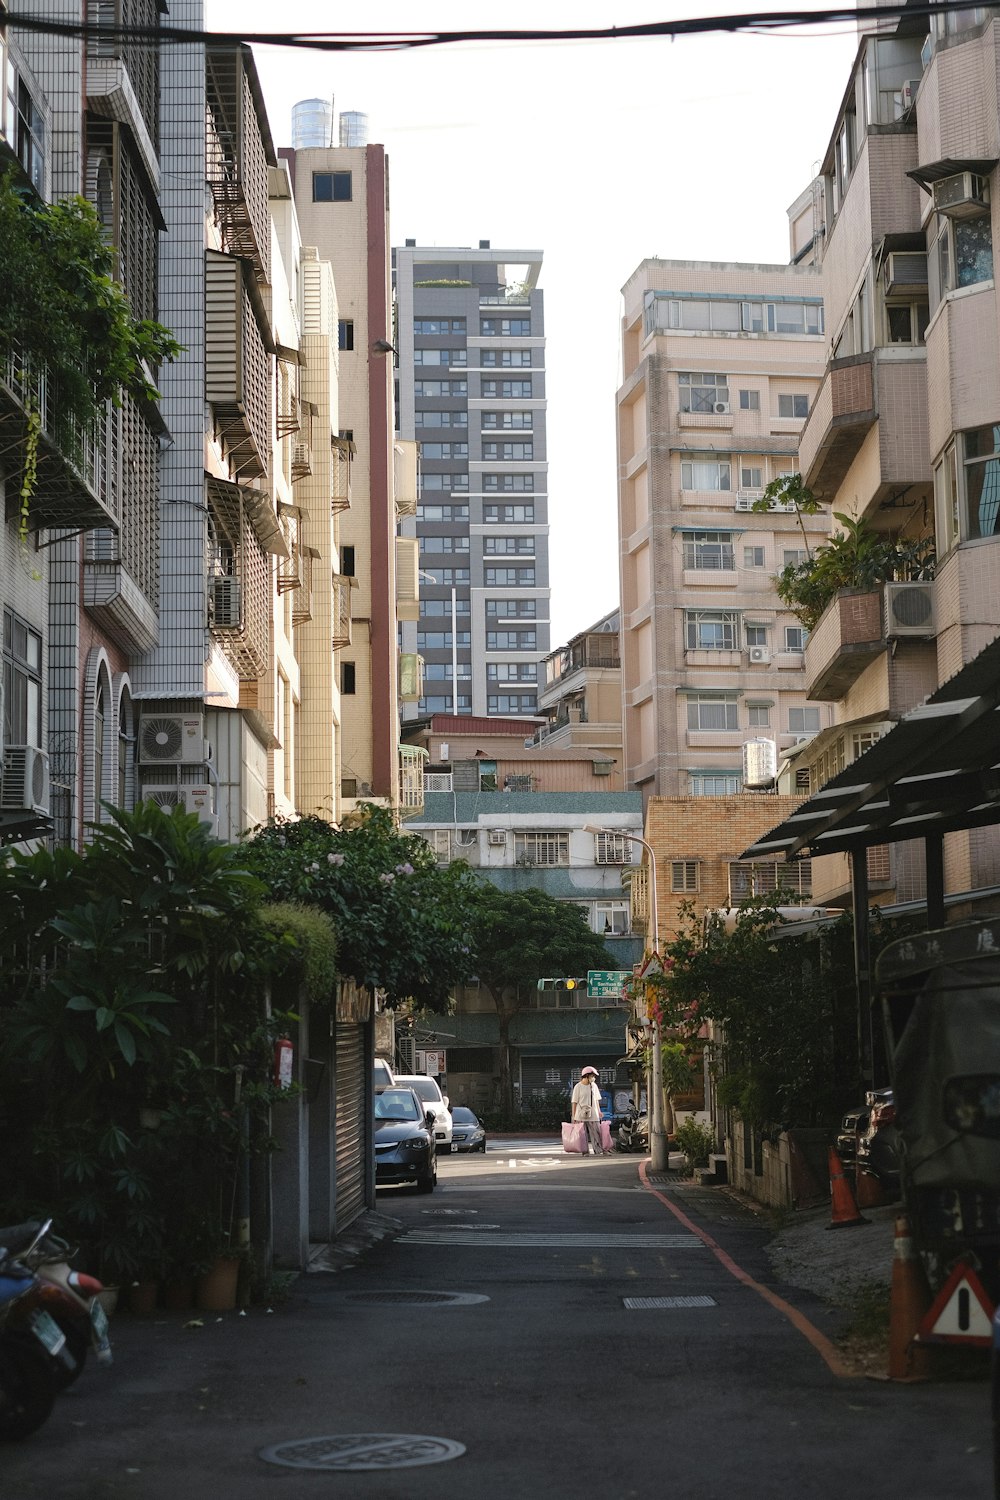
571 1066 604 1156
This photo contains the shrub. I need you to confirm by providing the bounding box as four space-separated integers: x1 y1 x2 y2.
674 1117 715 1171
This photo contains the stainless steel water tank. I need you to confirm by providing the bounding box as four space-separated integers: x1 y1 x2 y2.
743 737 778 789
292 98 334 149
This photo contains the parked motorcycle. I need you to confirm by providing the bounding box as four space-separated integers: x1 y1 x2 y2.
0 1226 59 1439
616 1105 650 1154
0 1221 111 1389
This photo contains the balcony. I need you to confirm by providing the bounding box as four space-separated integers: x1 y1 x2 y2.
0 346 117 533
804 587 884 700
798 353 876 501
331 435 353 514
398 744 428 817
205 251 271 481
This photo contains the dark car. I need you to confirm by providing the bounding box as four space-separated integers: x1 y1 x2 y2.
855 1088 900 1194
836 1087 893 1168
449 1106 487 1153
374 1087 437 1193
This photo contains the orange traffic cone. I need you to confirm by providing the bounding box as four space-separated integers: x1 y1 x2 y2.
827 1146 869 1229
886 1214 931 1382
856 1167 888 1210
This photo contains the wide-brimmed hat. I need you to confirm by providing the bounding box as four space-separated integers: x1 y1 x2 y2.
581 1066 599 1076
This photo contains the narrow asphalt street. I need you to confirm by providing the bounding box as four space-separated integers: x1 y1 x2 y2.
3 1140 992 1499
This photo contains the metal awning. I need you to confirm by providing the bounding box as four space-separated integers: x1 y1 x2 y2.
741 634 1000 862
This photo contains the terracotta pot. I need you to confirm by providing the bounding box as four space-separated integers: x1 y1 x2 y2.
162 1279 195 1311
127 1280 160 1315
195 1255 240 1312
96 1286 120 1318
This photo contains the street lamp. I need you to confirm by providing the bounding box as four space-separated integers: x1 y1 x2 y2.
419 570 458 715
582 823 668 1172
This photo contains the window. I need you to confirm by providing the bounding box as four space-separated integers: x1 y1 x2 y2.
341 662 356 694
487 599 536 617
784 626 807 652
482 411 533 430
484 503 535 523
417 630 472 649
420 473 469 491
483 441 533 460
485 536 534 555
416 410 468 428
744 623 768 648
685 611 739 651
413 379 468 397
934 440 960 552
513 831 568 866
94 682 105 814
117 688 132 810
886 301 930 345
593 900 629 934
788 706 821 733
681 457 731 491
646 294 822 337
419 694 472 714
481 348 533 367
687 693 739 731
413 348 467 367
739 389 760 411
744 545 766 568
414 318 466 335
689 772 741 796
481 318 531 336
682 531 734 570
729 859 812 901
747 702 771 727
341 546 355 576
487 693 537 714
425 829 453 861
671 861 700 893
313 171 352 202
420 597 471 617
783 549 809 567
487 629 537 650
482 379 532 398
483 473 534 492
594 831 631 864
338 320 354 351
419 568 468 585
678 372 730 413
937 212 994 294
485 566 535 587
487 662 537 681
424 663 471 681
422 535 469 552
962 425 1000 539
3 609 42 747
740 466 763 490
778 394 810 418
14 76 45 193
416 503 469 521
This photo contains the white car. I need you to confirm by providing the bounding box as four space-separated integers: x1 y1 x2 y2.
374 1056 396 1094
394 1074 452 1151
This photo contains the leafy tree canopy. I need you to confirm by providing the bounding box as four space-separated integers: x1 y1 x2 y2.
467 884 615 1007
240 806 478 1008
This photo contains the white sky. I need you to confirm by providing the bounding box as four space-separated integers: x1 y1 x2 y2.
205 2 859 644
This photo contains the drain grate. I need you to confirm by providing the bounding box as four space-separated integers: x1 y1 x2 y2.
623 1295 718 1309
259 1434 466 1471
343 1290 488 1306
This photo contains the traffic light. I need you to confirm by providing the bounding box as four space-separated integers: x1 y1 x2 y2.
536 977 589 992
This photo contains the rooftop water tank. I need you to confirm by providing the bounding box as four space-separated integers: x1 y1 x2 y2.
292 98 334 149
743 737 778 790
339 111 369 147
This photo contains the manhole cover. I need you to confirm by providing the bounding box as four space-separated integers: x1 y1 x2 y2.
259 1434 466 1471
343 1290 489 1306
623 1295 717 1309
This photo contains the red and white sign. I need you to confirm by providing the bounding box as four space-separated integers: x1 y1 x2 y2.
273 1037 294 1090
918 1261 995 1347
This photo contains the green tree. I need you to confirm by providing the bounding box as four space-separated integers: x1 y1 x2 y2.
750 473 824 560
240 806 478 1008
465 885 615 1121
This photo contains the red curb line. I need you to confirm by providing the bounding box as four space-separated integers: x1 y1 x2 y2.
638 1159 853 1380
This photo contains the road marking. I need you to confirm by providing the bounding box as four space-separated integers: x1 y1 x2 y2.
638 1161 852 1379
401 1230 704 1249
624 1295 717 1309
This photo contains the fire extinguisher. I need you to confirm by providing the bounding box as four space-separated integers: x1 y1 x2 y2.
273 1036 294 1089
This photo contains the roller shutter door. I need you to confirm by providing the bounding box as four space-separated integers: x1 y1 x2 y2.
335 1024 365 1231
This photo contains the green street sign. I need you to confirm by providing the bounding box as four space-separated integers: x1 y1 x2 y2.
587 969 631 999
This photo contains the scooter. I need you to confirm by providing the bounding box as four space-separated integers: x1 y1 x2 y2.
616 1105 650 1154
0 1221 111 1388
0 1227 59 1440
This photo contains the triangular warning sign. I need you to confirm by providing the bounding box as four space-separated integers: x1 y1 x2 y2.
638 951 663 980
918 1261 995 1347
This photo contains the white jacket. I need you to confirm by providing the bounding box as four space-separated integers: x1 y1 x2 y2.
571 1080 602 1122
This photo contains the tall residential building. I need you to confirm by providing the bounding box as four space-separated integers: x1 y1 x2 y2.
616 259 830 803
393 242 550 721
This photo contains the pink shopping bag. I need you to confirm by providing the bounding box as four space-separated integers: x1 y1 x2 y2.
600 1121 613 1153
561 1121 587 1154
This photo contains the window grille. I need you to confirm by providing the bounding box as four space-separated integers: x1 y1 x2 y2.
728 859 812 902
671 861 699 893
514 831 569 867
595 832 630 864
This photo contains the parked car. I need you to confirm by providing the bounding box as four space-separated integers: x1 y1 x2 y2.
835 1087 892 1167
374 1087 437 1193
855 1088 900 1195
393 1074 453 1151
449 1106 487 1153
373 1056 395 1094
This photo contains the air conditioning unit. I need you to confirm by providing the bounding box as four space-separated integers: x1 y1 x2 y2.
932 172 990 219
713 401 731 415
139 714 206 765
212 576 242 629
1 745 50 816
882 251 928 297
900 78 921 112
488 829 507 846
142 785 184 810
183 786 214 818
748 646 771 665
885 581 935 638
